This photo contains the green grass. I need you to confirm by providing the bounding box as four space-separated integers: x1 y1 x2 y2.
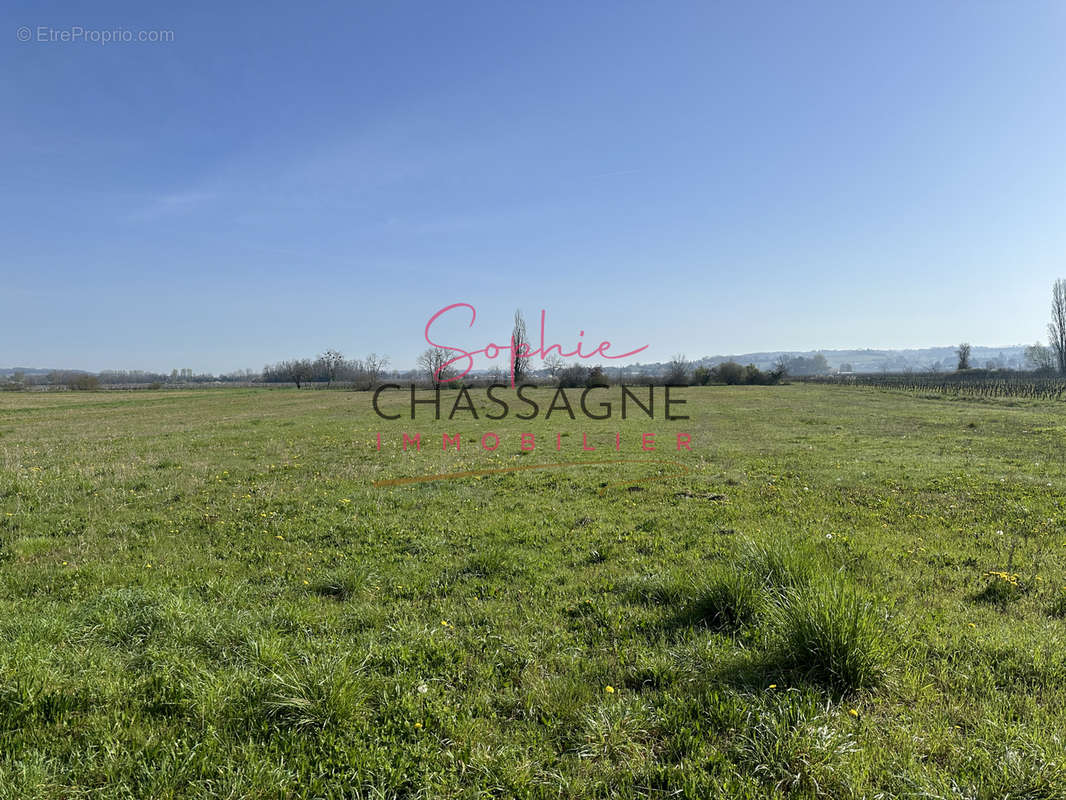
775 582 887 693
2 384 1066 797
682 567 764 632
738 537 814 592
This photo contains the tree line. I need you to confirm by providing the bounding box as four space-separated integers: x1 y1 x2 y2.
261 351 391 389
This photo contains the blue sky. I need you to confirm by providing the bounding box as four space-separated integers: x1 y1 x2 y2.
3 1 1065 373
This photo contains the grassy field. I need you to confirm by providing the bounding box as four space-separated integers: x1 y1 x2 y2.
2 384 1066 798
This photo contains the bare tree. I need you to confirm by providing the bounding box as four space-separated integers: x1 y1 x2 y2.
665 353 690 385
418 347 454 388
511 309 531 385
1049 279 1066 374
318 349 345 385
343 358 365 384
364 353 389 388
543 353 565 380
280 359 313 389
956 342 971 371
1025 341 1055 372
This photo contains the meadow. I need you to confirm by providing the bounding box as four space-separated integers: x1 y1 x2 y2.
1 384 1065 798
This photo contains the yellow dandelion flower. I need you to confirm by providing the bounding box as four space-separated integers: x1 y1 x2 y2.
604 685 615 694
768 684 777 689
848 708 859 718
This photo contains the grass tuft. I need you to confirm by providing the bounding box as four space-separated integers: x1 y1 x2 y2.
739 539 812 592
258 658 365 732
686 568 764 631
308 570 368 601
776 583 886 693
731 690 858 795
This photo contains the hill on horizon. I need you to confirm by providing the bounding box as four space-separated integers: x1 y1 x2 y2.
690 344 1030 374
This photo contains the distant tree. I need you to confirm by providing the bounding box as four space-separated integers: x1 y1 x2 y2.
334 357 362 383
1025 341 1054 372
956 342 972 371
318 349 345 385
665 354 690 385
364 353 389 387
511 309 531 385
275 359 313 388
712 361 746 385
1049 279 1066 374
557 363 589 388
703 361 784 386
543 353 565 380
419 347 454 388
840 362 854 373
586 365 609 388
691 366 711 385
